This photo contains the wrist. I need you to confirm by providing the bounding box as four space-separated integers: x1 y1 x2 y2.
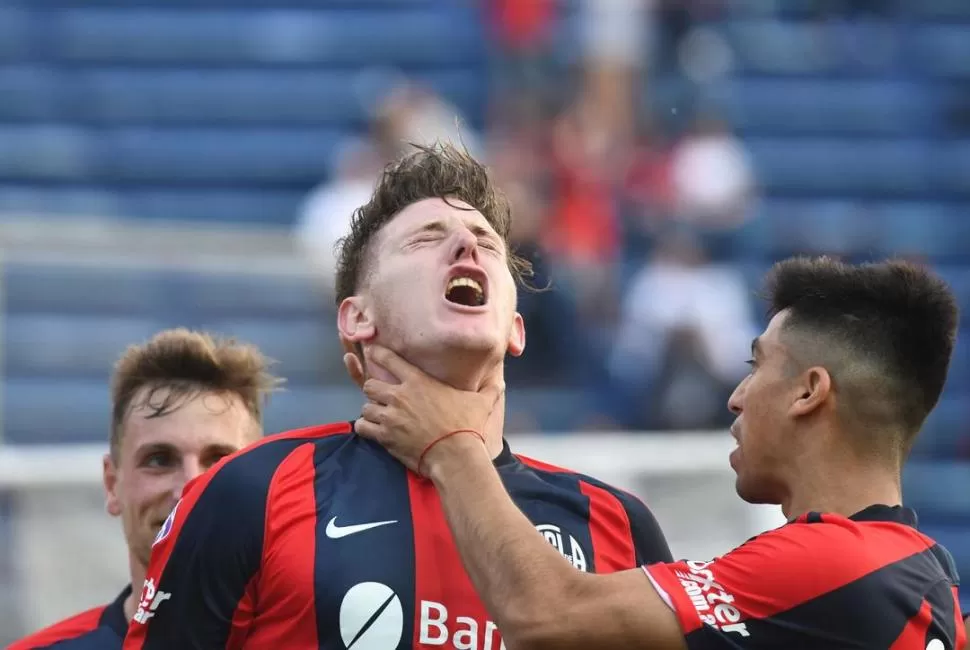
423 431 487 482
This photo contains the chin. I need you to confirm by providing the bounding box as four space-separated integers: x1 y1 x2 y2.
735 475 783 506
434 325 503 354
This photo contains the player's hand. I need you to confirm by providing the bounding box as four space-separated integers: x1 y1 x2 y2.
340 333 366 389
353 345 503 476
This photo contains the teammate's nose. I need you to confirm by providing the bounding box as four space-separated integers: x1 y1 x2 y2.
727 378 746 415
176 457 204 494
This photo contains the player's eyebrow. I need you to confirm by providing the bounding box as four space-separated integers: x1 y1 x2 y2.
202 443 240 458
135 441 178 459
417 220 448 235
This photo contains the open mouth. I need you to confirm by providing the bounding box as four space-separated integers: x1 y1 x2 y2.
445 274 487 307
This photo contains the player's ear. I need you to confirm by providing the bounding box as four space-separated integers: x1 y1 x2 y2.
788 366 831 418
337 296 377 344
103 453 122 518
506 311 525 357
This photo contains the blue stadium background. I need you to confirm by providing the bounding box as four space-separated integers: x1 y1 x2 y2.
0 0 968 628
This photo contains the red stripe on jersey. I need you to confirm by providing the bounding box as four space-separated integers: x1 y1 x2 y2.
8 605 106 649
408 473 498 649
579 481 635 572
515 453 576 475
726 519 937 620
645 516 944 637
246 442 320 648
890 599 932 649
126 424 349 650
226 575 258 649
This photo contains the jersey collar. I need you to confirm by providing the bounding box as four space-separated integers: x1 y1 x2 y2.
493 438 515 467
849 504 918 527
794 504 918 528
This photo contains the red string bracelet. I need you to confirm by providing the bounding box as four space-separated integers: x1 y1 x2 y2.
417 428 485 477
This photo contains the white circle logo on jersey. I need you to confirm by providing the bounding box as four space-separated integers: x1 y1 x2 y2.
339 582 404 650
926 640 945 650
152 500 180 548
536 524 588 572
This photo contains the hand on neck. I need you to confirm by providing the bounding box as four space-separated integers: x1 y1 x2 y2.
363 344 507 460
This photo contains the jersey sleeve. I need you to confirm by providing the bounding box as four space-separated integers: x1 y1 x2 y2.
642 521 930 649
123 453 269 649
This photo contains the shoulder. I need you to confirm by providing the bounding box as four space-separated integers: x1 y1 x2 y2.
184 421 355 500
715 512 938 582
514 452 653 514
7 605 109 650
156 421 355 550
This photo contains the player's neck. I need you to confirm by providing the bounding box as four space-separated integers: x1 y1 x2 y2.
369 351 507 460
783 464 901 521
123 554 147 621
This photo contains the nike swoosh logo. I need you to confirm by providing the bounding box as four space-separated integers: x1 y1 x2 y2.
325 517 398 539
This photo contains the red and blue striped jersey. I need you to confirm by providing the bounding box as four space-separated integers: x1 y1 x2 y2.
123 421 672 649
645 505 966 649
9 586 130 649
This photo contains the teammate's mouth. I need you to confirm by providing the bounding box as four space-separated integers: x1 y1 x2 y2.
444 269 488 307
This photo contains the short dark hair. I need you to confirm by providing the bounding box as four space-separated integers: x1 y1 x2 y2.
334 142 533 305
110 328 283 460
764 256 959 453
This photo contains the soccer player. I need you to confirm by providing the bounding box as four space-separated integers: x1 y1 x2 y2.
356 257 967 649
10 329 279 650
123 144 673 649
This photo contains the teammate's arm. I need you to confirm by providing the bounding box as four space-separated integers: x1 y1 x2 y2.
428 434 686 650
123 460 264 649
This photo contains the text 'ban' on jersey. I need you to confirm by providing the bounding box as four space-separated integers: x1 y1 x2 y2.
122 421 673 649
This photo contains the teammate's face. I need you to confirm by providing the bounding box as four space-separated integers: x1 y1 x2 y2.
727 311 796 505
339 197 525 368
102 388 259 569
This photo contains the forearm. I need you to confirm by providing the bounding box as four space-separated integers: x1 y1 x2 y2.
426 437 584 648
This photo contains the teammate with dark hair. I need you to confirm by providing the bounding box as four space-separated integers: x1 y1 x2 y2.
123 144 672 649
357 256 966 649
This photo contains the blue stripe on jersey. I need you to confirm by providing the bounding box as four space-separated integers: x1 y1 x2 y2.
564 471 674 565
500 465 598 572
311 436 417 649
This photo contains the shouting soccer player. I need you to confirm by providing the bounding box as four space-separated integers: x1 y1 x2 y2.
123 143 673 649
356 257 967 649
10 329 279 650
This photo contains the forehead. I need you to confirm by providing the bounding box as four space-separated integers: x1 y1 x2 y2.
754 310 793 360
762 310 790 344
120 388 256 456
378 197 498 242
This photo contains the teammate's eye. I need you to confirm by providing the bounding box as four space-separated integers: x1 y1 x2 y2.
744 359 756 370
202 453 232 469
143 452 174 469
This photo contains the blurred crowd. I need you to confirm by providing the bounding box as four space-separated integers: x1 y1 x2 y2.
297 0 815 431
